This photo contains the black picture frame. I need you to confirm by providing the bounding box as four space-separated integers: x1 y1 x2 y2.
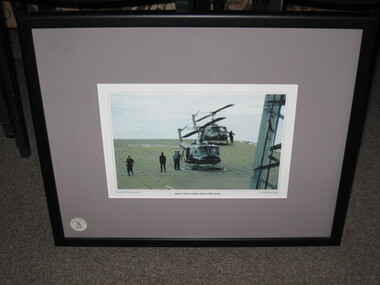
17 11 377 246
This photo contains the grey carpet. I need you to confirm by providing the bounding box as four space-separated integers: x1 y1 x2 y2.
0 29 379 284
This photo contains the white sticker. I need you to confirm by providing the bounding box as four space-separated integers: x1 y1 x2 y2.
70 218 88 232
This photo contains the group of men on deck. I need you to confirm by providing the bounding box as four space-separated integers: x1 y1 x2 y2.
159 151 181 172
125 151 182 175
126 130 235 175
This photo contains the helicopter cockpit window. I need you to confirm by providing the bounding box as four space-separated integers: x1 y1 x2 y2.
220 127 227 133
197 146 220 156
210 127 218 133
197 147 206 156
209 147 220 155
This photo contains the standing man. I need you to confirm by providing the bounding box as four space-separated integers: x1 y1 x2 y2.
229 130 235 145
173 151 181 170
159 152 166 172
126 155 135 176
173 151 178 170
176 151 181 170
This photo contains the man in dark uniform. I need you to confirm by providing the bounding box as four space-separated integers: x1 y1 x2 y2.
176 151 182 170
126 155 134 176
229 130 235 145
173 151 178 170
159 152 166 172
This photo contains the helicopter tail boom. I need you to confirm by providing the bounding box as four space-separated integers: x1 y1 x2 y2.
178 127 191 148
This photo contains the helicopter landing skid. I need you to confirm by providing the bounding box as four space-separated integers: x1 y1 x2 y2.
185 164 225 171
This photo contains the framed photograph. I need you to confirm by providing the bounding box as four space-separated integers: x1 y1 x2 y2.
17 12 377 246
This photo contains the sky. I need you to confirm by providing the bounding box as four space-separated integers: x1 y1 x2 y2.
110 92 283 143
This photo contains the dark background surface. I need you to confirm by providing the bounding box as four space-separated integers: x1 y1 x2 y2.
0 26 379 284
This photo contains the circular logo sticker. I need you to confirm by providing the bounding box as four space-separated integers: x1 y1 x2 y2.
70 218 88 232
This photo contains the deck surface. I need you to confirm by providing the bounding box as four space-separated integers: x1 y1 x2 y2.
114 139 279 190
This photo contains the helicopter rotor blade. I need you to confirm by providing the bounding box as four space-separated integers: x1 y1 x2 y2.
195 114 212 122
182 130 199 138
200 117 226 129
195 104 234 122
212 104 234 114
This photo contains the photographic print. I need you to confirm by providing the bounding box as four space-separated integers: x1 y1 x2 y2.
98 84 298 199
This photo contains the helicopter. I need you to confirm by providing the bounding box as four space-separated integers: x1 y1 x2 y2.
177 123 223 170
191 104 234 144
